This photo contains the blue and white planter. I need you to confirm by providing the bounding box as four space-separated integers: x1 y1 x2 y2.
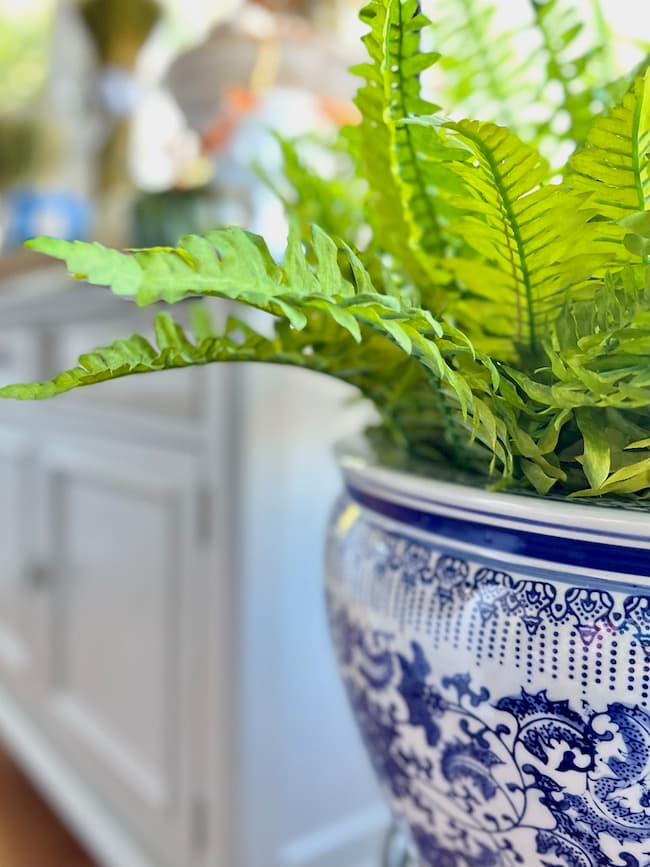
325 444 650 867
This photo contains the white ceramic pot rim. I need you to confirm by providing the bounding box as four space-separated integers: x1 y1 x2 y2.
335 437 650 547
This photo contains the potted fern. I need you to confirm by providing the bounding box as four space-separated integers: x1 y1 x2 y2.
4 0 650 864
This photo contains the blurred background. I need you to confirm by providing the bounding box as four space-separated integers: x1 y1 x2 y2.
0 1 643 866
0 3 383 867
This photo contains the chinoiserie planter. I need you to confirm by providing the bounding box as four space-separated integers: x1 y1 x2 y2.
325 443 650 867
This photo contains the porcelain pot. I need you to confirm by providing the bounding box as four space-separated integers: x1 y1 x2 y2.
325 444 650 867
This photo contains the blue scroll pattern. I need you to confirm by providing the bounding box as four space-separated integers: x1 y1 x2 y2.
326 511 650 866
329 603 650 867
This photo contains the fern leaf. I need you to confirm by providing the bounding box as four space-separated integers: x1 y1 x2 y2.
27 226 424 338
505 271 650 496
0 305 511 478
0 309 403 400
22 227 510 472
351 0 464 303
567 70 650 234
420 118 605 356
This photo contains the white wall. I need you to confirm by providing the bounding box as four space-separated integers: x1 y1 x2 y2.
237 364 387 867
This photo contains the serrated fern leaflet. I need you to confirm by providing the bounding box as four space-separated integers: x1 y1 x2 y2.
350 0 463 303
568 70 650 227
429 118 603 356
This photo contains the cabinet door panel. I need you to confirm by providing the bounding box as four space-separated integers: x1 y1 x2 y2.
37 439 200 867
0 427 39 691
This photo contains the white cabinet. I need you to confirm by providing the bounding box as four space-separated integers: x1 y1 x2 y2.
37 438 202 867
0 266 385 867
0 428 41 695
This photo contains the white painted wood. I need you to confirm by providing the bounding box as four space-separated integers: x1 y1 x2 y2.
0 427 38 693
35 437 200 867
0 328 40 385
238 363 386 867
199 362 242 867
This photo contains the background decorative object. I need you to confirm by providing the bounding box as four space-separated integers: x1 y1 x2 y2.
2 188 91 248
76 0 161 242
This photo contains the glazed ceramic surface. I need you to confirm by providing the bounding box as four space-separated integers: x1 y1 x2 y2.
325 445 650 867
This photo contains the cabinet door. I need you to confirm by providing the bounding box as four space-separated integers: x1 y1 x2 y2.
36 438 204 867
0 427 42 694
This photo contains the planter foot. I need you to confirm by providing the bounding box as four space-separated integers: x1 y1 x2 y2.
382 823 417 867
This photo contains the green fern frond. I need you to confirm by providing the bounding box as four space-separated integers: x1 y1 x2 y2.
258 134 390 296
8 0 650 500
514 272 650 413
22 227 511 472
423 118 604 356
26 225 434 340
1 303 510 480
0 308 404 401
505 269 650 495
567 69 650 234
350 0 465 303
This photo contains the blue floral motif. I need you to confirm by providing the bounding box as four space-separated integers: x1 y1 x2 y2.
474 569 513 625
330 610 650 867
440 738 504 800
442 673 490 708
398 643 447 746
327 601 394 689
344 678 415 800
495 690 594 770
402 544 434 586
502 580 556 635
326 509 650 866
435 555 470 603
565 589 615 645
623 597 650 655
